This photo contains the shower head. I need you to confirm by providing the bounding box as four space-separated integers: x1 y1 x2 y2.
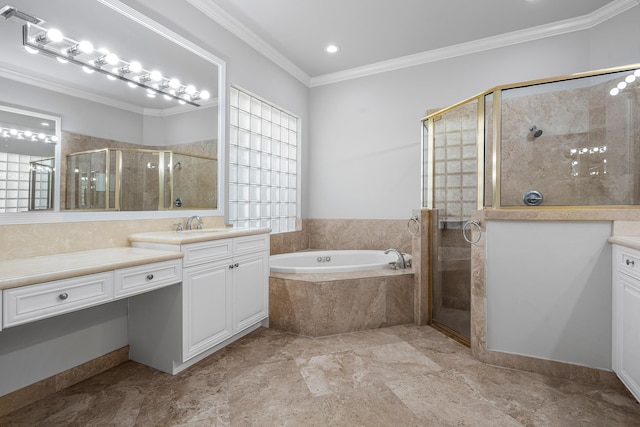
529 125 543 138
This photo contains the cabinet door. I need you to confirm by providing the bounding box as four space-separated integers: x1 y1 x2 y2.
183 259 233 361
233 251 269 333
617 273 640 401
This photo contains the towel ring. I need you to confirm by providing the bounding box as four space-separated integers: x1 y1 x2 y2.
407 216 420 236
462 219 482 245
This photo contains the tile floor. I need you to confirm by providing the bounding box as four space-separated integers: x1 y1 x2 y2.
1 325 639 426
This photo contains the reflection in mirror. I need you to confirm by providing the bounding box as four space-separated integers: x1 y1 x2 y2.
0 105 60 212
0 0 224 222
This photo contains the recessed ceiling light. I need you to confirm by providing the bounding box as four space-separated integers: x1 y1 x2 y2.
325 44 340 54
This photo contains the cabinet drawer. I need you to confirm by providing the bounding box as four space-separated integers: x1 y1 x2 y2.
114 259 182 298
233 234 269 256
3 272 114 328
182 240 233 267
617 247 640 280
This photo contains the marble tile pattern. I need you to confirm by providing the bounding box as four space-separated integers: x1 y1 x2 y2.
1 325 639 426
0 216 225 260
269 271 414 336
304 218 413 254
499 79 640 207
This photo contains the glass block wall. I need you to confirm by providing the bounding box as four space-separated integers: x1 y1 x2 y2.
0 152 50 212
229 86 298 232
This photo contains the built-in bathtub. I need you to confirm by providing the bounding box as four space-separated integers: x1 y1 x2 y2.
270 249 411 274
269 250 415 336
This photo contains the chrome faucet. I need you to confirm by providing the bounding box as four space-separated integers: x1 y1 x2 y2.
385 248 406 269
185 215 203 230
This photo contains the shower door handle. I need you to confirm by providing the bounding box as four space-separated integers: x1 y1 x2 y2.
462 220 482 245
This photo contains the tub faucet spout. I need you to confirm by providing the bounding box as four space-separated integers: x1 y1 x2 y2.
186 215 203 230
385 248 406 269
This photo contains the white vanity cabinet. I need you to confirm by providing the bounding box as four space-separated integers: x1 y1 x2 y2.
129 230 270 373
232 236 269 333
182 240 234 361
612 244 640 402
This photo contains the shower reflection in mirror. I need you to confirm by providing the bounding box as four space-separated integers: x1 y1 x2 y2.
0 104 60 212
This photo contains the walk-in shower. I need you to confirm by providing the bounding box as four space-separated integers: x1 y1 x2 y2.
422 63 640 344
65 148 217 211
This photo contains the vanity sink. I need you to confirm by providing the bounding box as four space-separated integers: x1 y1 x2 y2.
128 227 271 245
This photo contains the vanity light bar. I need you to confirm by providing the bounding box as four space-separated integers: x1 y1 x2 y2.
609 69 640 96
21 22 210 107
0 126 59 144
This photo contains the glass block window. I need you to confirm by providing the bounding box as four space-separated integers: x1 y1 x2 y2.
0 151 52 212
229 86 299 233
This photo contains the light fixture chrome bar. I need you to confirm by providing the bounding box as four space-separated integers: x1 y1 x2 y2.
0 5 42 24
20 21 207 107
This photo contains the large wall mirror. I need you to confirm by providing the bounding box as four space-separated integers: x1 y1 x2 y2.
0 0 225 224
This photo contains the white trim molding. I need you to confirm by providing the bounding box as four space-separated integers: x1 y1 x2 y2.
189 0 638 87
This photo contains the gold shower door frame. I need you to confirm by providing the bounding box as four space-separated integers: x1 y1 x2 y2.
422 96 484 346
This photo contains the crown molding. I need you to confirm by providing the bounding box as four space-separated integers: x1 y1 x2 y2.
309 0 639 87
187 0 311 86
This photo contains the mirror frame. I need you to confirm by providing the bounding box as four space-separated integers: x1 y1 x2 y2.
0 0 226 225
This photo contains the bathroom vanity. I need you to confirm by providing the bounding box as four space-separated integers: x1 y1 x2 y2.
128 228 270 374
0 248 184 329
609 237 640 402
0 227 269 391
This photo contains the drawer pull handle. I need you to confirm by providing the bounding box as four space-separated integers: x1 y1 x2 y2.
59 293 69 301
229 264 234 269
626 259 635 266
146 274 154 280
234 263 239 268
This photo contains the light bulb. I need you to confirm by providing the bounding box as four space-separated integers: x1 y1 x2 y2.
626 74 636 83
150 70 162 81
129 61 142 73
38 133 46 140
617 81 627 90
169 78 180 89
46 28 64 43
185 84 196 95
610 87 619 96
51 136 59 142
105 53 119 65
78 40 93 54
199 90 210 100
9 129 18 136
635 69 640 77
24 131 33 137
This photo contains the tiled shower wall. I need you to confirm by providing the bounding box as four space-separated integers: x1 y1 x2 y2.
500 78 640 207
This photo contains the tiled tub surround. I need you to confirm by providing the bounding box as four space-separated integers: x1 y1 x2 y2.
270 269 415 336
269 217 426 336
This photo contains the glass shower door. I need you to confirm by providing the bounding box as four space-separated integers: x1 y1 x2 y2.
424 99 479 343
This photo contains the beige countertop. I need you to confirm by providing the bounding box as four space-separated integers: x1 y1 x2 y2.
0 247 184 290
128 227 271 245
608 236 640 251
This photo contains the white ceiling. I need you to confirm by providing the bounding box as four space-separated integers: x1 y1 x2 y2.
192 0 636 85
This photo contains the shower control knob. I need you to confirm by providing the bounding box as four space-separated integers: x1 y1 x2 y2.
523 190 543 206
59 292 69 301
